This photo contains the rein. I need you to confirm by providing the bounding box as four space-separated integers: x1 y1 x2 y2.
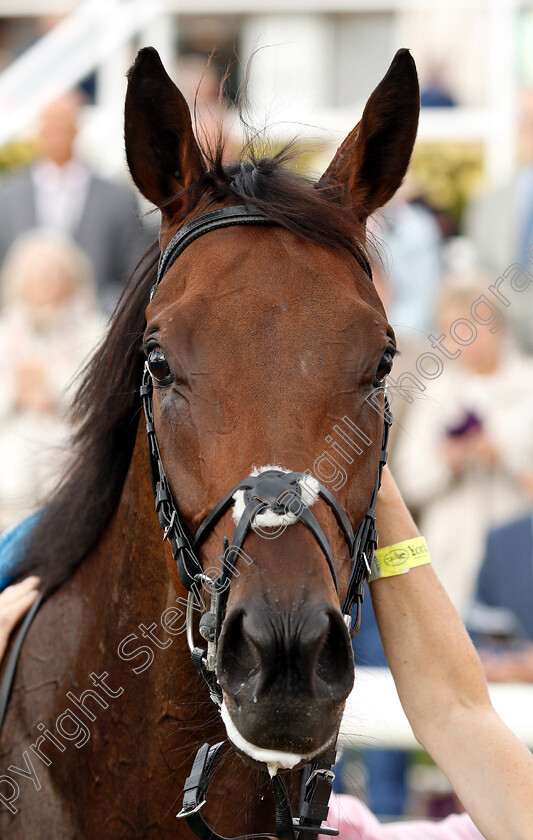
142 205 392 840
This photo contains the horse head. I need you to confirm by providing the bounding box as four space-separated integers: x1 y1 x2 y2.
124 47 419 774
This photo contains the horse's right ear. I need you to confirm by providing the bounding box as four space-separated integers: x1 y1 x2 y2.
319 49 419 220
124 47 205 218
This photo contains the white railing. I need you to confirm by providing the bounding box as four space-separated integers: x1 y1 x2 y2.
0 0 161 149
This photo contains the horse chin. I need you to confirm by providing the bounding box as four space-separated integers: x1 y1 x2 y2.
220 701 337 777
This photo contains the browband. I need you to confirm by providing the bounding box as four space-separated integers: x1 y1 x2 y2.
151 205 280 300
151 203 373 300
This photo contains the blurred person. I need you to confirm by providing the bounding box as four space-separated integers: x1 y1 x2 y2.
370 262 432 464
465 89 533 353
420 62 457 109
466 473 533 683
177 55 238 164
0 230 104 530
342 263 428 818
393 278 533 617
479 644 533 683
0 91 149 309
375 179 443 337
330 794 483 840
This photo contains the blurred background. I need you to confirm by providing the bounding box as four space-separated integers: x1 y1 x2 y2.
2 0 533 826
1 0 528 202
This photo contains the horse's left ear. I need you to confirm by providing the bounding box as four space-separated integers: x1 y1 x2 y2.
124 47 205 218
319 49 419 219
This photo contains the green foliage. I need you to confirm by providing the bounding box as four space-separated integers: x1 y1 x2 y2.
410 142 484 228
0 140 35 180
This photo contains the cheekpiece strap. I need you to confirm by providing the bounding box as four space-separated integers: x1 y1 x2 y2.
341 394 392 636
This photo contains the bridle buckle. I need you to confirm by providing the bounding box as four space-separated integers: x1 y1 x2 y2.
163 510 177 542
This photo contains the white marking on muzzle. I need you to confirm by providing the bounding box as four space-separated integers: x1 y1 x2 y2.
232 465 319 531
221 702 316 777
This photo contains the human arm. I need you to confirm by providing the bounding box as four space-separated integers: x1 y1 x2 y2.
0 576 40 661
370 467 533 840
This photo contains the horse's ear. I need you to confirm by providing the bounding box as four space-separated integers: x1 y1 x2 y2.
125 47 205 218
319 49 419 219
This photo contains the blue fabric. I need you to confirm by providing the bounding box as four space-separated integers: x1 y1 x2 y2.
364 748 409 817
420 88 456 108
353 594 388 667
475 513 533 640
0 511 42 591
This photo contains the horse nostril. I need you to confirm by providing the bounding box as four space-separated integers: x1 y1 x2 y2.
217 609 259 699
317 610 354 696
218 604 354 705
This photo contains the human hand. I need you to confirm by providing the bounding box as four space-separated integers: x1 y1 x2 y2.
15 361 54 414
443 431 498 472
479 644 533 683
0 577 40 662
468 431 498 467
519 471 533 498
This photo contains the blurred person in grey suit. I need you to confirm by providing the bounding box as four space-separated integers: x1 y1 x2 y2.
465 90 533 353
0 92 151 310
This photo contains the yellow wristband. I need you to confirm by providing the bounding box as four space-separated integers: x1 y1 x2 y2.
369 536 431 582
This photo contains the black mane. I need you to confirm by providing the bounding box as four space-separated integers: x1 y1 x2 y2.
20 150 369 592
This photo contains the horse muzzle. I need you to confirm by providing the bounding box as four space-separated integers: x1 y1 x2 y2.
216 601 354 766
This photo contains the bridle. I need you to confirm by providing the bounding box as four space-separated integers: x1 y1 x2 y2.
0 202 391 840
141 204 392 840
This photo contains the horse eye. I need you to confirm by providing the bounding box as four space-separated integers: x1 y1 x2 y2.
374 347 395 385
147 347 173 384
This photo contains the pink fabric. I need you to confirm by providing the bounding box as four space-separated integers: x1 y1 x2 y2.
323 795 485 840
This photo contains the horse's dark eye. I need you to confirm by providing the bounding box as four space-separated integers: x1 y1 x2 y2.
374 347 395 385
147 347 173 384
